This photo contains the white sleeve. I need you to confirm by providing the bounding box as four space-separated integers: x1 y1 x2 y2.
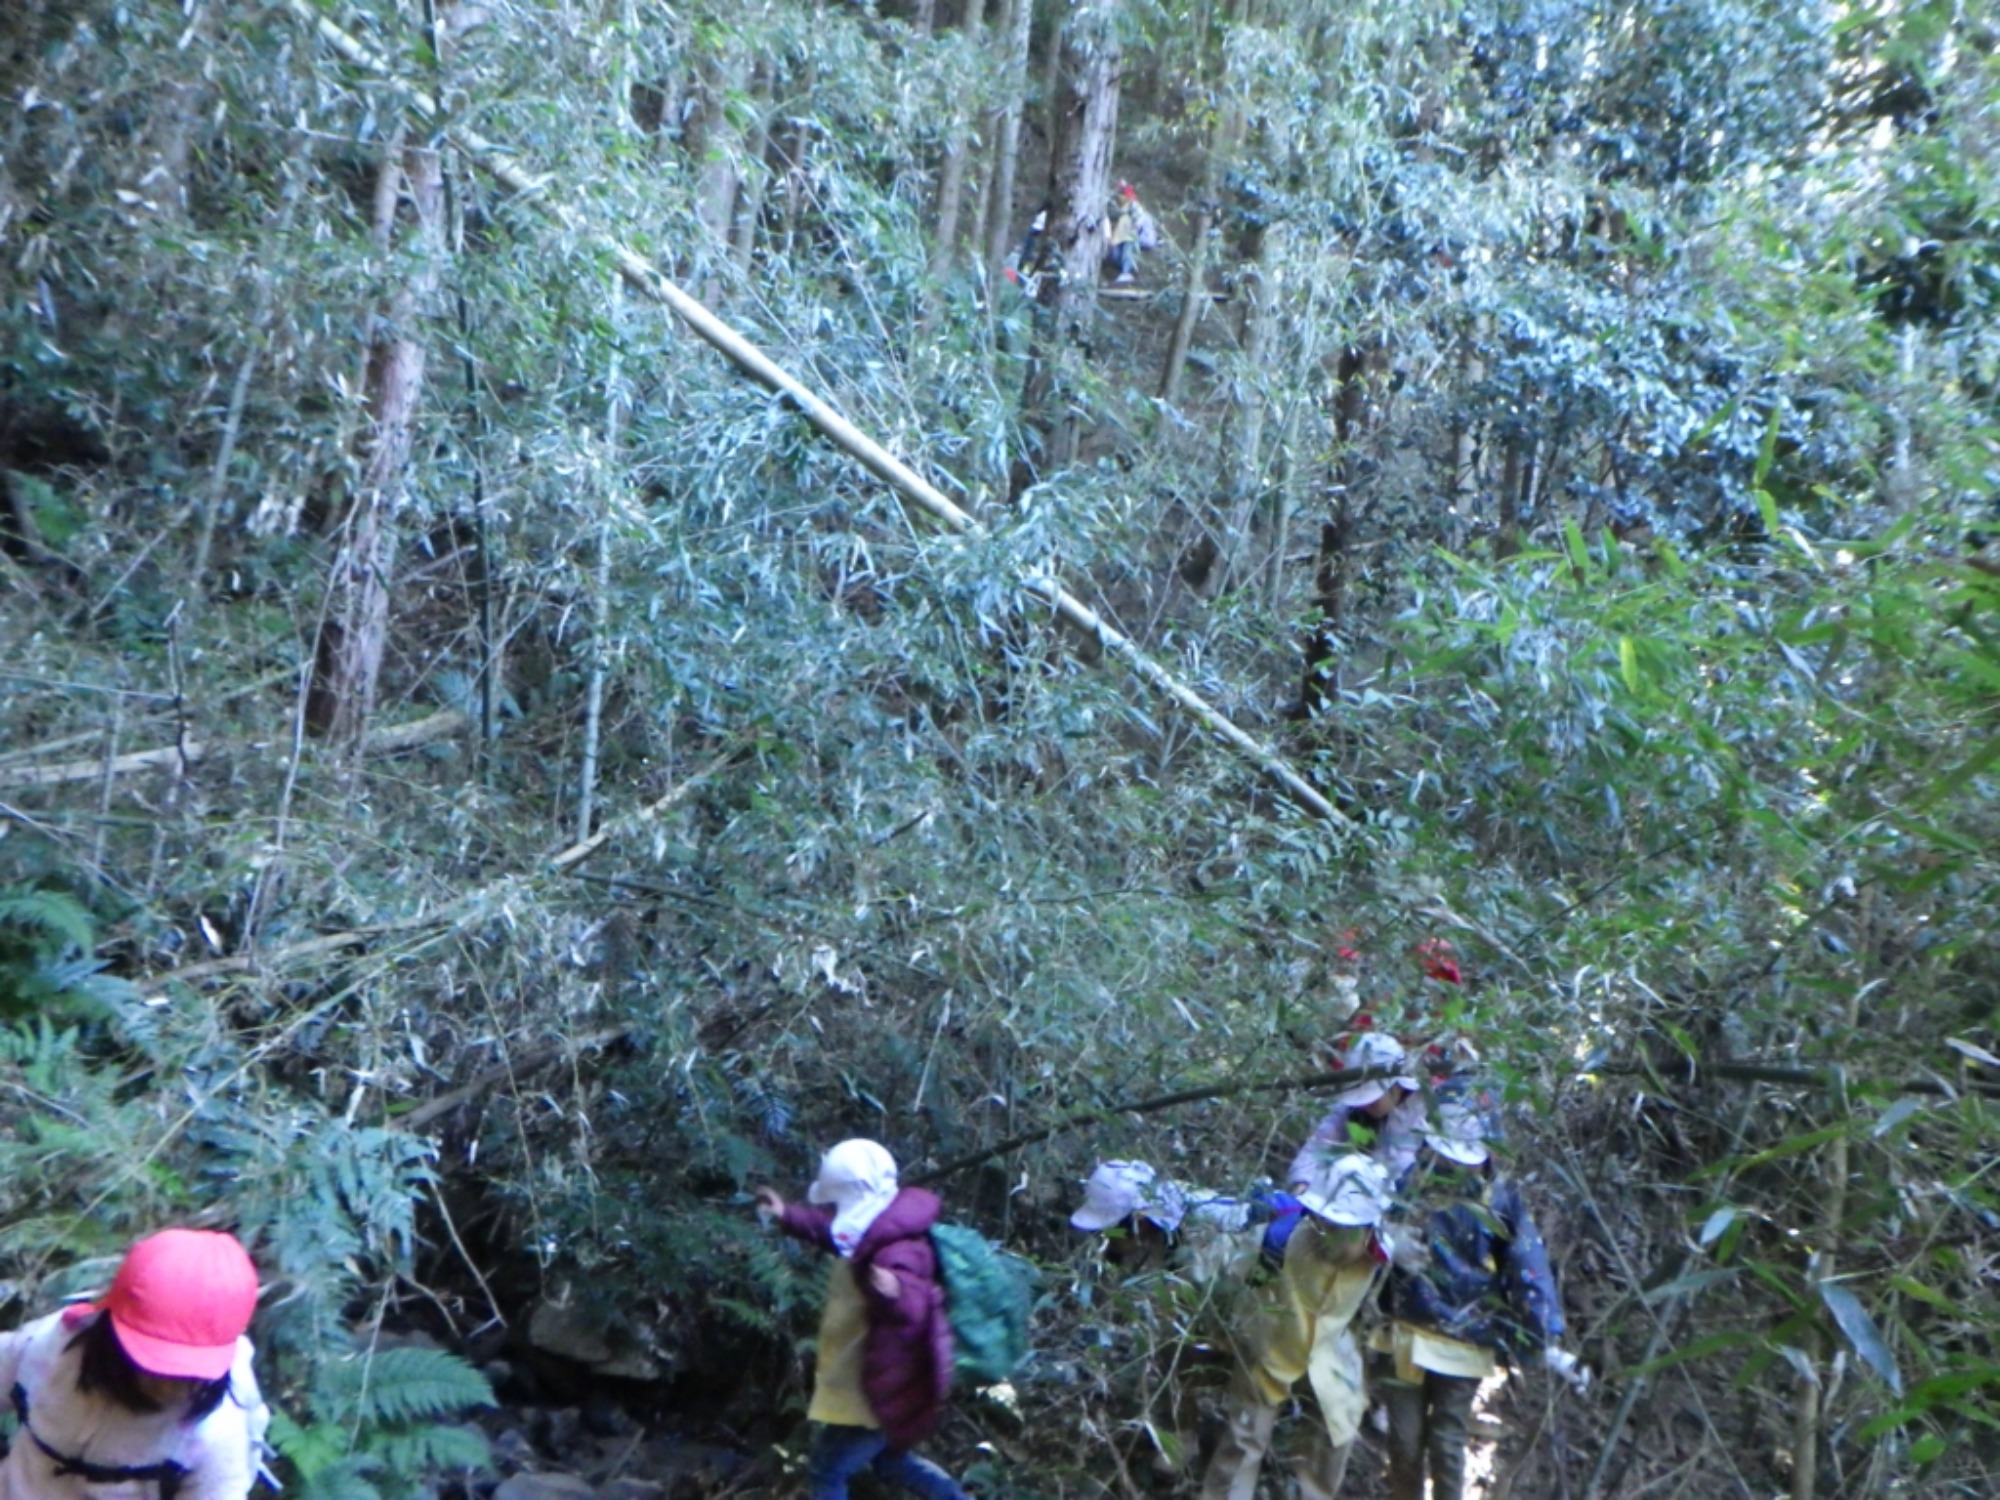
176 1340 268 1500
0 1323 33 1397
231 1340 272 1462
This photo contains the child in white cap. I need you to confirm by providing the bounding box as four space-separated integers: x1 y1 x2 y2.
1198 1154 1393 1500
755 1140 966 1500
1376 1096 1585 1500
1286 1032 1428 1190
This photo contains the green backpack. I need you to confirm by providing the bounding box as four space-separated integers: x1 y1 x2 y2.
929 1222 1034 1385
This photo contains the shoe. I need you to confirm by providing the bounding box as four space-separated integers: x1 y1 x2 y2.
1114 272 1136 285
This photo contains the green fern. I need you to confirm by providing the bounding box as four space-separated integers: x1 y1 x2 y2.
291 1457 385 1500
0 886 140 1026
310 1346 497 1428
0 889 96 956
367 1425 494 1476
271 1349 494 1500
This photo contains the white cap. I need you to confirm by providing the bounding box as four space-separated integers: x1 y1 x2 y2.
1424 1098 1491 1166
1069 1161 1187 1233
1297 1153 1391 1227
808 1138 899 1206
1335 1032 1421 1109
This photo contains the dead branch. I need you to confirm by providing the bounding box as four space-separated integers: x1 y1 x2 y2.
395 1026 630 1132
0 709 470 790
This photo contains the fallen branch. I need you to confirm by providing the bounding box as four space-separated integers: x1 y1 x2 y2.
912 1053 1999 1183
145 732 747 987
0 709 470 790
395 1026 630 1132
287 0 1343 828
910 1063 1410 1183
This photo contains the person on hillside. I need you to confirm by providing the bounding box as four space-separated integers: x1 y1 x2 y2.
0 1229 271 1500
1287 1031 1427 1189
1106 182 1159 285
1013 203 1050 279
1069 1159 1258 1283
1198 1154 1393 1500
754 1140 965 1500
1067 1160 1259 1479
1376 1097 1588 1500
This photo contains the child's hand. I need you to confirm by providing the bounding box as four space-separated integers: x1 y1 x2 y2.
753 1187 785 1222
869 1265 901 1299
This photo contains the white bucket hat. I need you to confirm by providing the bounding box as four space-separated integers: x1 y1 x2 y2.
1069 1160 1187 1233
1297 1152 1392 1227
1423 1098 1491 1167
1335 1032 1421 1109
809 1138 900 1256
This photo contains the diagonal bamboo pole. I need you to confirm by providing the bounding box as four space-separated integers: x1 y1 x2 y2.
289 1 1343 826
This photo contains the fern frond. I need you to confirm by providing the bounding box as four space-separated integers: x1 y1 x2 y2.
268 1412 353 1482
297 1456 385 1500
364 1424 492 1477
0 889 95 957
316 1347 495 1427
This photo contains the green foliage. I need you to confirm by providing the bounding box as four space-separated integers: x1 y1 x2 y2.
0 887 143 1026
268 1347 494 1500
2 0 1997 1492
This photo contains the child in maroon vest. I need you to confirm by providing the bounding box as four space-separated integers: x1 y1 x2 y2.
755 1140 964 1500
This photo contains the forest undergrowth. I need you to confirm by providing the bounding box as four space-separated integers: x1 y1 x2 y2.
3 0 1999 1496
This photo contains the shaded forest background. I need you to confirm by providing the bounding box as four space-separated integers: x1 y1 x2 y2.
2 0 1998 1496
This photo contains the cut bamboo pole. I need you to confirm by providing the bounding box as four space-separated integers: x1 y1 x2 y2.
0 709 470 791
287 0 1343 827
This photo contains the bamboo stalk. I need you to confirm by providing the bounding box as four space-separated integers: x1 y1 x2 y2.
0 709 471 790
286 0 1343 826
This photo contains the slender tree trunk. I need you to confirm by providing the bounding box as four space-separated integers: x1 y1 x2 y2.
687 35 748 300
1159 6 1242 403
1297 341 1378 716
1213 215 1280 594
927 0 989 286
730 58 774 272
1012 0 1121 497
982 0 1034 282
1497 427 1524 560
1266 398 1301 611
1451 314 1486 526
308 133 446 749
578 275 626 842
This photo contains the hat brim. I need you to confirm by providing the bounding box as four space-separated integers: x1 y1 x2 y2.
1334 1081 1391 1109
1426 1137 1490 1166
1298 1195 1381 1228
1070 1204 1129 1232
107 1311 235 1381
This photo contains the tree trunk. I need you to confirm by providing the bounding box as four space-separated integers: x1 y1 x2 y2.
1159 5 1242 404
1011 0 1122 498
926 0 989 287
730 58 775 272
981 0 1035 282
687 36 749 300
578 274 627 842
1296 340 1380 717
1497 427 1524 560
308 133 446 750
1212 215 1280 594
1451 314 1486 531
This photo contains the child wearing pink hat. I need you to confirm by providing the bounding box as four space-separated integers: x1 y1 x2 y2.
0 1230 270 1500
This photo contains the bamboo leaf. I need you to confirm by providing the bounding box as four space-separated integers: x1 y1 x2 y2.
1819 1280 1902 1395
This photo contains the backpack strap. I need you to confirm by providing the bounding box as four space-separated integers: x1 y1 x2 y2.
13 1383 192 1500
